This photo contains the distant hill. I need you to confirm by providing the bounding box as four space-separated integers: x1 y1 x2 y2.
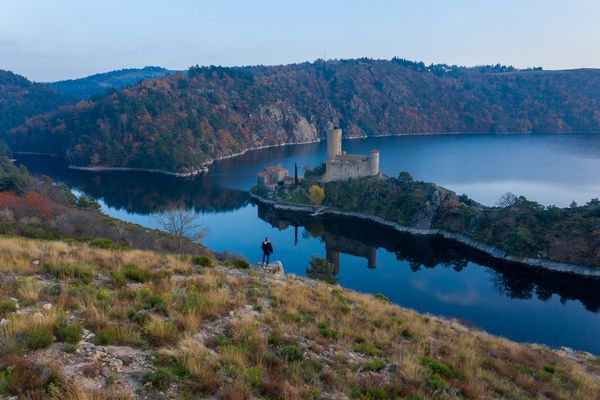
49 66 178 100
0 70 68 137
7 59 600 173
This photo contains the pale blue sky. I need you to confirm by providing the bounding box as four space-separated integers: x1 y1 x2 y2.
1 0 599 81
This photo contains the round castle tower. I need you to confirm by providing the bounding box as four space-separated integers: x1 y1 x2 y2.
327 127 342 161
369 149 380 176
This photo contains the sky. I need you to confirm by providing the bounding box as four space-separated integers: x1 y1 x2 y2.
1 0 599 82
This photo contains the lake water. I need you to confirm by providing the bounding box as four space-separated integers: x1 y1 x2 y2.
17 133 600 354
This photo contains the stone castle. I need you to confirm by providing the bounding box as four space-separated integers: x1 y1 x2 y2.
320 127 380 182
257 127 379 189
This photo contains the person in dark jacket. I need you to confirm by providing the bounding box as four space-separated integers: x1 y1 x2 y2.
261 237 273 265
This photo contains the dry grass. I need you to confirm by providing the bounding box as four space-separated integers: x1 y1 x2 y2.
0 237 599 399
264 280 600 399
15 276 42 304
143 314 178 346
0 308 59 353
49 384 134 400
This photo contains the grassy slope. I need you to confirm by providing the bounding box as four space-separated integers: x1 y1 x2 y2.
0 237 599 399
0 156 209 256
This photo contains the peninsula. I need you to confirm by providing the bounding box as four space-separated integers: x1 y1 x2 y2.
251 134 600 276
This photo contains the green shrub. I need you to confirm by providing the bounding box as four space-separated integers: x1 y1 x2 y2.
317 322 339 339
22 327 53 350
136 288 168 314
92 325 145 347
76 195 101 211
121 263 152 282
92 328 115 345
89 238 128 250
362 387 390 400
401 328 415 340
543 364 556 374
110 270 127 287
422 356 456 384
20 223 60 240
142 366 175 389
338 304 351 314
0 300 17 317
352 342 382 356
282 345 304 362
267 331 283 345
374 294 391 303
233 259 250 269
242 366 262 387
151 353 188 378
306 256 338 284
284 312 301 323
301 358 324 383
191 255 213 267
55 317 81 344
361 358 386 371
96 289 110 301
42 262 94 284
63 342 78 353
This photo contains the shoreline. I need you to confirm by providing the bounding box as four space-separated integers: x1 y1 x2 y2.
14 131 600 177
67 165 208 177
250 193 600 278
68 138 323 177
14 138 324 177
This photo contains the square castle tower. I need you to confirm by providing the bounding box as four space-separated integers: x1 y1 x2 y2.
320 127 379 182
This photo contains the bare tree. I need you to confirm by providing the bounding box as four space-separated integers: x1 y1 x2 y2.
154 206 208 253
497 192 517 208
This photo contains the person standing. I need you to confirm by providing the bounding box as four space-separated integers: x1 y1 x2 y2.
261 237 273 265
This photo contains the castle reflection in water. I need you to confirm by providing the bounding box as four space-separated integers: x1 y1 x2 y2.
257 205 377 272
256 203 600 313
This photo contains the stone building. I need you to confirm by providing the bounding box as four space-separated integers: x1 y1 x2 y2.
320 127 380 182
257 165 290 190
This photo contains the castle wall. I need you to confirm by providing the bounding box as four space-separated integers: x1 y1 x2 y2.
320 127 380 182
322 158 372 182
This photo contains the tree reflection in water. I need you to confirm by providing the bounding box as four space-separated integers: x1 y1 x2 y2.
17 154 249 214
257 204 600 312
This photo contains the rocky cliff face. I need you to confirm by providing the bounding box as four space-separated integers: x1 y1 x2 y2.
8 60 600 172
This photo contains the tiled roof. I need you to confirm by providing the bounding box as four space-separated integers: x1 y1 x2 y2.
265 166 288 172
257 171 270 177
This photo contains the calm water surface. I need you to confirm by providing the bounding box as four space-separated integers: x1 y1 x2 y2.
17 133 600 353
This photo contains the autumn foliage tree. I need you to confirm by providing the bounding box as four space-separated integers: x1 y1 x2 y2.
0 191 54 221
309 185 325 206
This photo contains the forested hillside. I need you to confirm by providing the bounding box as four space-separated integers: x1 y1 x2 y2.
0 70 68 138
8 59 600 173
49 66 177 100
